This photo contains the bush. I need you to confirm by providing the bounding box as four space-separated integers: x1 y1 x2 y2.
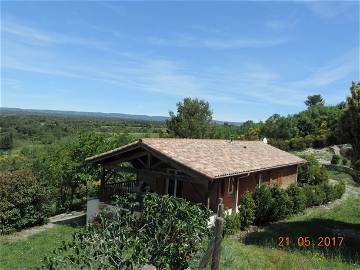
269 139 290 151
0 170 48 234
42 193 211 270
342 159 348 166
253 184 274 224
302 184 316 207
270 186 292 220
238 191 256 229
334 180 346 199
313 135 327 148
321 181 338 203
289 137 307 150
298 155 329 185
286 183 306 214
224 213 241 235
331 154 340 165
313 184 326 206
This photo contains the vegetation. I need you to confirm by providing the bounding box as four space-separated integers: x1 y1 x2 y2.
305 94 325 107
298 154 329 185
42 193 211 269
224 174 345 234
238 191 256 229
166 97 213 138
0 170 48 234
339 81 360 170
331 154 341 164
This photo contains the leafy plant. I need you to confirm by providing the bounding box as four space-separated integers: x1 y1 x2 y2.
0 170 48 234
286 183 306 214
224 213 241 235
253 184 274 225
41 193 211 270
298 155 329 185
270 185 293 220
238 191 256 229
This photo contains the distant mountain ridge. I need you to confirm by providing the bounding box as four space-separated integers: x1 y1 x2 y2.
1 107 243 126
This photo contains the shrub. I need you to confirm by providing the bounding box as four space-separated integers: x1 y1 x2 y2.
313 135 327 148
269 139 290 151
238 191 256 229
289 137 307 150
0 170 48 234
302 184 316 207
313 185 326 206
286 183 306 214
270 186 293 220
298 155 329 185
224 213 241 235
342 159 348 166
334 180 346 199
321 181 336 203
42 193 211 270
253 184 274 224
331 154 340 165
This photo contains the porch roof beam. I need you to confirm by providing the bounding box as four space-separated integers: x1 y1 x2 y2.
102 151 148 165
103 164 207 185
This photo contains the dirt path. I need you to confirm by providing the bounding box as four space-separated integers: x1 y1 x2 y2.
0 211 85 242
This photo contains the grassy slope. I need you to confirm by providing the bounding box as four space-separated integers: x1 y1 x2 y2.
0 173 358 270
0 225 78 270
220 172 360 270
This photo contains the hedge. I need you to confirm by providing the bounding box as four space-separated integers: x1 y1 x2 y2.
0 170 48 234
225 180 346 234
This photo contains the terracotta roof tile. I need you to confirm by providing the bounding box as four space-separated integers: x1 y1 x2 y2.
87 138 305 179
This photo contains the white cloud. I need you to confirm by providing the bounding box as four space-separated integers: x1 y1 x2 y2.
304 1 358 21
147 34 289 49
2 16 108 49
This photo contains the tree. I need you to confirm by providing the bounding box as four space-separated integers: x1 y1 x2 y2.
339 81 360 170
166 97 213 138
305 94 325 107
297 155 329 185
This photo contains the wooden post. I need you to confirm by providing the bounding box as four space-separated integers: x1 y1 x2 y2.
211 199 224 270
198 199 224 270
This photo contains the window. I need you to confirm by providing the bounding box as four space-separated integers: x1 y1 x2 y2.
228 177 234 194
258 174 263 186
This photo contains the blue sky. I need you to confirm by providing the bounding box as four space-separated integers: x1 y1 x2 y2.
1 1 359 122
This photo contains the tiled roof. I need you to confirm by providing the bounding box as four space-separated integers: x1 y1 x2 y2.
87 138 305 179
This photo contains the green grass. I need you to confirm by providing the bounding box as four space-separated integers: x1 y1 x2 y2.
0 225 79 270
221 238 359 270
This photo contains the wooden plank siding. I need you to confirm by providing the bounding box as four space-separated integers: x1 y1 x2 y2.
110 162 298 212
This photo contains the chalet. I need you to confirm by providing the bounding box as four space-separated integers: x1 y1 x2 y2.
86 138 305 216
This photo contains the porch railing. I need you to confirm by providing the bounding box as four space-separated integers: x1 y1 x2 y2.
99 180 138 203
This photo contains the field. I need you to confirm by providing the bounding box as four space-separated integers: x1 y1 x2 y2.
0 172 358 270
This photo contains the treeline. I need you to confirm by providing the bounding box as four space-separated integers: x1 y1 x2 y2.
167 82 360 169
0 113 165 147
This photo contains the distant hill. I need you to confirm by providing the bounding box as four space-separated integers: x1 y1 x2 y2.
0 107 243 126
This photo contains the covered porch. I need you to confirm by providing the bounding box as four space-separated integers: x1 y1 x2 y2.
88 140 220 211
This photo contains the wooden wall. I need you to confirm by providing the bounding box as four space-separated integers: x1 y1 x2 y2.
138 164 298 212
